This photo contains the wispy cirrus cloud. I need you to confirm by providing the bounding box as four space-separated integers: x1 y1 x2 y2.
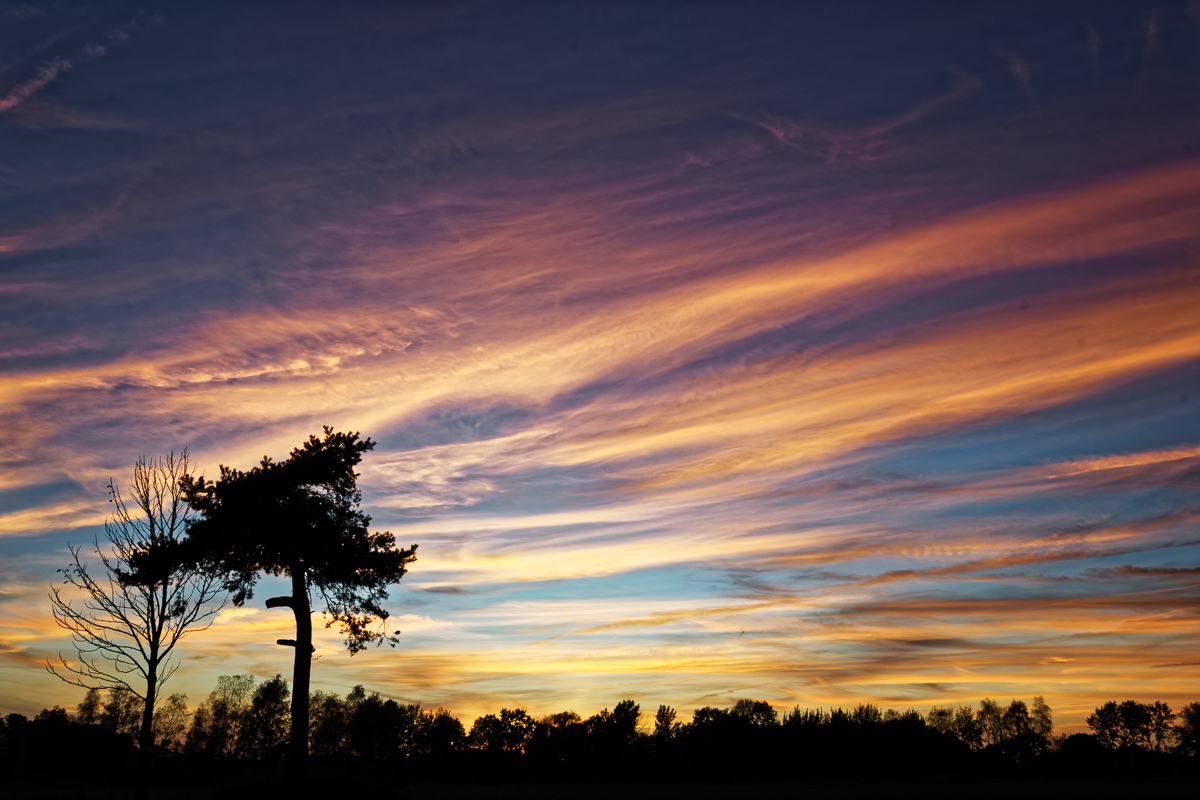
752 69 983 162
0 16 148 115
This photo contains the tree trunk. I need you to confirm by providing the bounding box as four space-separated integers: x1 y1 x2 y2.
288 568 312 784
136 661 157 800
267 569 314 786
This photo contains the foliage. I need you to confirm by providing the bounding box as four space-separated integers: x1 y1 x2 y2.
468 708 537 754
1177 701 1200 757
238 675 290 760
653 704 678 743
543 711 582 729
1087 700 1179 752
978 698 1004 747
175 428 417 653
101 687 144 739
926 704 982 749
1032 696 1053 740
185 674 255 759
153 693 191 749
733 698 778 727
307 684 464 761
585 699 641 749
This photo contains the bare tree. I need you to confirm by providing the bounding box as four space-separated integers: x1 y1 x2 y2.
48 452 226 796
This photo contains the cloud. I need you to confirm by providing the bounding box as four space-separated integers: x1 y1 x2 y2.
6 161 1200 573
0 16 147 115
5 4 1200 727
993 47 1033 90
0 335 98 362
1 4 42 22
0 56 71 113
1085 565 1200 580
751 69 982 162
0 637 44 668
573 602 780 635
365 429 557 510
1041 446 1200 480
0 498 107 536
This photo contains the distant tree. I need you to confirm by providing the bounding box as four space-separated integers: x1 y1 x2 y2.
953 705 982 749
1001 699 1031 740
309 690 349 757
782 707 827 731
653 704 677 743
1031 696 1053 742
587 700 640 745
101 686 144 739
343 685 415 760
469 708 537 753
467 712 506 753
1087 701 1123 749
390 702 425 757
543 710 582 729
152 692 190 750
851 703 882 725
685 702 738 770
77 688 102 725
978 698 1004 747
183 704 212 757
166 428 417 781
36 706 71 726
1176 701 1200 757
415 708 467 756
928 705 976 738
883 708 923 725
927 706 954 734
1147 701 1176 753
185 673 255 758
1119 700 1152 749
1087 700 1157 750
732 699 778 727
689 706 731 729
238 675 290 760
47 451 225 798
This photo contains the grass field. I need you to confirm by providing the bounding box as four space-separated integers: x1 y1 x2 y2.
7 784 1197 800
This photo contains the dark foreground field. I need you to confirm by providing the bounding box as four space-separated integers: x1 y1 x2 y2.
7 784 1198 800
414 784 1195 800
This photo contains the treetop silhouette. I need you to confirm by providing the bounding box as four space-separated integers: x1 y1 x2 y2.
141 427 417 781
173 428 416 651
7 687 1200 791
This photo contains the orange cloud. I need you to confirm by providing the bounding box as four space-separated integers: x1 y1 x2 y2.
5 157 1200 728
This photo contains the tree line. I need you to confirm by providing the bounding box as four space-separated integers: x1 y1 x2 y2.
3 680 1198 789
34 431 1200 793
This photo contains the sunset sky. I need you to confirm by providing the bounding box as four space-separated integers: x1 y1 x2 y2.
2 1 1199 732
